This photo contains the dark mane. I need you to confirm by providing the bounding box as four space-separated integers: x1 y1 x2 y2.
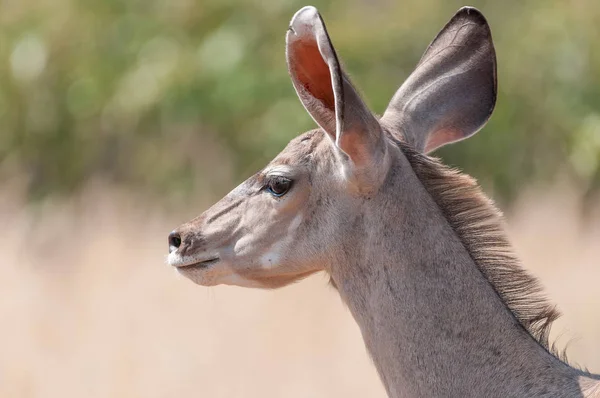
398 141 565 359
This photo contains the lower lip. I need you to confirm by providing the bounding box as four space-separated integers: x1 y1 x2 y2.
177 258 220 270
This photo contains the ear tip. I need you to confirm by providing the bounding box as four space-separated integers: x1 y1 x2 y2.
454 6 489 26
293 5 320 18
289 6 321 36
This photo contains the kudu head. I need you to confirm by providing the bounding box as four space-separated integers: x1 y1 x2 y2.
167 6 497 288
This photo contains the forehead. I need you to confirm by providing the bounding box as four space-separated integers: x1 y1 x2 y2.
268 129 329 168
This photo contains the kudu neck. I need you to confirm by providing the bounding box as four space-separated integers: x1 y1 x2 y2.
328 151 587 398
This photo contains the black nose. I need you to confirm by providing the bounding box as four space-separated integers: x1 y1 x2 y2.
168 230 182 253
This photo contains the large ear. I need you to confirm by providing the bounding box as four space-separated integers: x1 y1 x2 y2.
286 6 386 177
381 7 497 153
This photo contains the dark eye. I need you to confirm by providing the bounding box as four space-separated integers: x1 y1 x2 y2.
267 177 292 197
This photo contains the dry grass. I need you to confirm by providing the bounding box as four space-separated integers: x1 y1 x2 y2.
1 183 599 397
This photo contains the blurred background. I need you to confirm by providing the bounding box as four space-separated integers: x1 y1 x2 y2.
1 0 599 396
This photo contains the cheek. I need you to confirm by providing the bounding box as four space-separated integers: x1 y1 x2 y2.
233 213 303 269
259 240 286 269
259 213 304 268
229 200 274 257
231 233 264 261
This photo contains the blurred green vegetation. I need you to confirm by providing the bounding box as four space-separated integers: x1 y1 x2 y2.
1 0 600 203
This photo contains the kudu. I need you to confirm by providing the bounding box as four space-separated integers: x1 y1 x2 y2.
168 6 600 397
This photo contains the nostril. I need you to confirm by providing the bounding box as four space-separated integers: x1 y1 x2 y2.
168 231 182 252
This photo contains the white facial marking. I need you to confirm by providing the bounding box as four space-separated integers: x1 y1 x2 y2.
264 164 293 177
167 250 219 268
167 251 182 266
289 213 303 233
259 213 303 269
260 240 284 269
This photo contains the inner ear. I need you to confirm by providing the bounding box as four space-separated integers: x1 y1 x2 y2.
289 38 335 112
380 6 497 153
286 6 344 138
286 6 386 189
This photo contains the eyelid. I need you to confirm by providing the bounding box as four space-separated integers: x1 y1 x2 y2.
264 174 292 186
266 173 292 179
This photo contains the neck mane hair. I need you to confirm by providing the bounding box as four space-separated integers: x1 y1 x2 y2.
397 140 564 359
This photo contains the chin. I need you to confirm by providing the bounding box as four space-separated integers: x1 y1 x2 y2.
175 266 221 287
175 265 266 288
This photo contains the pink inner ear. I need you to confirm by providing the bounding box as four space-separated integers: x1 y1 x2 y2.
425 128 464 153
289 39 335 112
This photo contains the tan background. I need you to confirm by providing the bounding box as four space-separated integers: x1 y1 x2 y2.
2 0 600 396
1 183 599 398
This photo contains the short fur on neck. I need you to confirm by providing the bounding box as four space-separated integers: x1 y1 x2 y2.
398 140 564 359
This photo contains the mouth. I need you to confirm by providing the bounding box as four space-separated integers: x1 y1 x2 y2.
176 257 220 270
